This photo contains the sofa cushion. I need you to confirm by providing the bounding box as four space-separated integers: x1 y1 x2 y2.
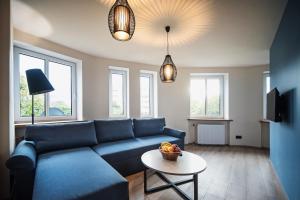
33 147 128 200
25 121 97 154
92 135 181 176
92 138 145 162
133 118 165 137
93 138 144 157
137 135 181 148
94 119 134 143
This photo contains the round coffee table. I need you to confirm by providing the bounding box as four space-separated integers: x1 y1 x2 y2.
141 149 207 200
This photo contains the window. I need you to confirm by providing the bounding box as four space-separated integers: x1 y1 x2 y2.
190 74 225 118
14 46 77 122
109 67 129 118
263 71 271 119
140 70 157 117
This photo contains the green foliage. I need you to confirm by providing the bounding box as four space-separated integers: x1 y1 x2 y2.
20 76 45 117
112 100 123 115
207 97 220 116
20 75 71 117
191 96 220 117
190 100 205 116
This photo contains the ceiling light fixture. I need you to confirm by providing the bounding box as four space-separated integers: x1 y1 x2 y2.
108 0 135 41
160 26 177 83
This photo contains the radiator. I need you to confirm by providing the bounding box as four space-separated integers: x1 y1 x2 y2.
197 124 226 145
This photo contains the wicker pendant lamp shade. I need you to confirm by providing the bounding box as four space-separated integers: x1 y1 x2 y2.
160 26 177 82
108 0 135 41
160 55 177 82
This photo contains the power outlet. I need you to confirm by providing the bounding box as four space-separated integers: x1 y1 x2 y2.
236 135 242 139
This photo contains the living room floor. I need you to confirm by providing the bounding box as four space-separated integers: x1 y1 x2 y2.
127 145 286 200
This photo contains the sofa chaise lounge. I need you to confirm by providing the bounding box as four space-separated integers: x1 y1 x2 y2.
6 118 185 200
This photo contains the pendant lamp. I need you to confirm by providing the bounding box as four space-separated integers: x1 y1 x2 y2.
160 26 177 82
108 0 135 41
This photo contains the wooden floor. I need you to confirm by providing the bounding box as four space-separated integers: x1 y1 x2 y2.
127 145 286 200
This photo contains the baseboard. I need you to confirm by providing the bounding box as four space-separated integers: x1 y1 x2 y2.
186 143 269 150
186 142 229 146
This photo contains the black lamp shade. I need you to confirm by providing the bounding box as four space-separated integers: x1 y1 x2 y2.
25 69 54 95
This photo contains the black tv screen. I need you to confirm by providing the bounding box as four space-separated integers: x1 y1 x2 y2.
267 88 281 122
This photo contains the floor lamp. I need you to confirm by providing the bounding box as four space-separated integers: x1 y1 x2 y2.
25 69 54 124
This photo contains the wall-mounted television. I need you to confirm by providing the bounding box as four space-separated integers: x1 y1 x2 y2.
267 88 282 122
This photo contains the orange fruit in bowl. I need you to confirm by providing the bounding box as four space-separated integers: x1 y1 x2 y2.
162 146 169 152
168 146 174 152
160 142 182 154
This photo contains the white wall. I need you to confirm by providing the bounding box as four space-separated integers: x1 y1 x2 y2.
158 67 267 147
14 29 267 147
0 0 13 198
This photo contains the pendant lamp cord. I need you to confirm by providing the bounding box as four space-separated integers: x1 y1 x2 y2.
167 31 169 55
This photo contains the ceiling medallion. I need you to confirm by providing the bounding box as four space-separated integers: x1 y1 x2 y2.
101 0 214 46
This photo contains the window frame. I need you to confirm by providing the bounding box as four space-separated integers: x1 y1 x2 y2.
109 66 129 118
139 70 157 118
14 46 77 123
190 74 225 118
263 71 270 119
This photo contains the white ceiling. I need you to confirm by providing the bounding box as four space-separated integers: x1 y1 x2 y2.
13 0 287 67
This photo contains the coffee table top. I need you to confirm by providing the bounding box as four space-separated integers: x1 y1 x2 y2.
141 150 207 176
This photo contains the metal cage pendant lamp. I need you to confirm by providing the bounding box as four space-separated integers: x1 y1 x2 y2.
108 0 135 41
160 26 177 83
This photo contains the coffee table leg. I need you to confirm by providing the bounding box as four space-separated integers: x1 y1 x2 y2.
144 168 147 193
144 170 200 200
193 174 198 200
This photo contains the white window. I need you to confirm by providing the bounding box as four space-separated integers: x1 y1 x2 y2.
190 74 225 118
14 46 77 122
140 70 157 118
263 71 271 119
109 66 129 118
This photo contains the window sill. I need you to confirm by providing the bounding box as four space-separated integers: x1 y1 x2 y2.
15 119 84 128
187 118 233 122
260 119 270 123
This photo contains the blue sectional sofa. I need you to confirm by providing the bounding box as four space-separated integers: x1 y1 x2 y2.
6 118 185 200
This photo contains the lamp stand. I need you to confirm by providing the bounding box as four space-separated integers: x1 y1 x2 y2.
31 95 34 124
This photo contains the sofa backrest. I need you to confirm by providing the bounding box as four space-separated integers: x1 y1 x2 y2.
25 121 98 154
94 119 135 143
133 118 165 137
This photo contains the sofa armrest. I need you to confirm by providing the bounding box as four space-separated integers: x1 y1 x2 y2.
6 140 36 171
163 128 186 139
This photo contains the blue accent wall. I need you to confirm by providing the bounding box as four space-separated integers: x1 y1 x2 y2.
270 0 300 199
